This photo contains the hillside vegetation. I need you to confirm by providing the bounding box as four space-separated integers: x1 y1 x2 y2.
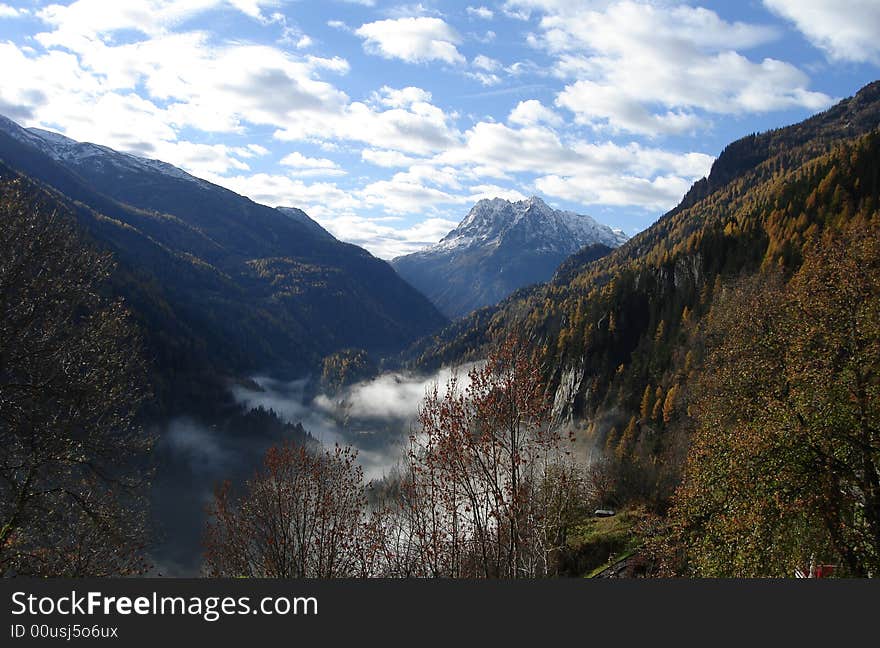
406 82 880 575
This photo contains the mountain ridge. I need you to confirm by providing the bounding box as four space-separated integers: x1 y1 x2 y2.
0 115 448 414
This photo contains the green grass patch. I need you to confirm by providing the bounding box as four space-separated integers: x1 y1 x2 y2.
558 507 648 577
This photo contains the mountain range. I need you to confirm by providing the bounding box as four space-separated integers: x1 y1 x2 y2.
0 115 447 413
392 196 627 318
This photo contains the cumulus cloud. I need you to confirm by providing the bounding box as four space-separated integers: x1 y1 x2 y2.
535 172 696 211
0 3 26 18
355 17 466 64
202 172 361 215
472 54 501 72
273 89 461 156
36 0 278 40
508 99 563 127
764 0 880 64
1 24 353 161
3 7 465 174
371 85 433 108
281 151 342 172
360 177 461 215
325 214 461 258
467 54 503 85
466 6 494 20
435 120 714 211
512 0 832 136
361 148 423 168
466 71 502 86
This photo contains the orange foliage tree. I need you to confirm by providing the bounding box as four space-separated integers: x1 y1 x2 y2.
204 443 370 577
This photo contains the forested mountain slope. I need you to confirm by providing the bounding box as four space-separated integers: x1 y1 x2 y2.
408 80 880 452
0 118 447 413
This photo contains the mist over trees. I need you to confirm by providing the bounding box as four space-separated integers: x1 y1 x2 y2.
0 178 153 576
385 336 586 577
204 337 588 578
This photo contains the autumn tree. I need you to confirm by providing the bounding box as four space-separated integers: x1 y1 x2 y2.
0 178 152 576
670 225 880 576
204 443 371 577
399 336 586 578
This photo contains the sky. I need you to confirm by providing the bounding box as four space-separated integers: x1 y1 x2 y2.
0 1 878 259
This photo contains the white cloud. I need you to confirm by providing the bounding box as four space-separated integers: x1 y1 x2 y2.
35 0 278 41
437 120 714 210
472 54 501 72
19 28 351 138
466 72 502 86
467 183 528 203
0 3 26 18
152 140 259 175
3 9 464 165
508 99 563 127
318 213 459 259
246 143 270 156
361 149 422 168
513 1 832 136
280 151 345 176
372 85 433 108
360 177 461 214
204 171 361 215
275 96 460 156
466 6 494 20
764 0 880 64
555 80 706 136
355 17 465 64
535 173 696 211
7 14 467 163
280 151 340 169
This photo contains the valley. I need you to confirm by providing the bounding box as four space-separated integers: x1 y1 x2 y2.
1 78 879 578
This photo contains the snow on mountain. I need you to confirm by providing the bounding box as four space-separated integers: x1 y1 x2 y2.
433 196 627 256
392 196 627 318
0 115 204 186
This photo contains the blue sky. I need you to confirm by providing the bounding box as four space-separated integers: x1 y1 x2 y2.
0 1 878 258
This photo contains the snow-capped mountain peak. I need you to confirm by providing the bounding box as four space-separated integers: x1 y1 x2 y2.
392 196 628 318
434 195 627 255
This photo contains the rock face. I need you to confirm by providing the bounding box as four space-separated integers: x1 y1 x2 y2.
392 196 627 318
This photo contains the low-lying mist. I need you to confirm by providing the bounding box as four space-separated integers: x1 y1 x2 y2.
149 364 476 576
232 366 475 479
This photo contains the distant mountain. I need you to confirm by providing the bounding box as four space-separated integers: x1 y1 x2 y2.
0 116 447 414
392 196 627 318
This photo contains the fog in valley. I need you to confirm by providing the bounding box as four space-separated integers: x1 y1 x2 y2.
149 365 476 575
